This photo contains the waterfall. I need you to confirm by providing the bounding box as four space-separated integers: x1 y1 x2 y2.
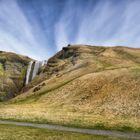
25 60 47 85
25 61 33 85
41 60 47 66
32 61 41 80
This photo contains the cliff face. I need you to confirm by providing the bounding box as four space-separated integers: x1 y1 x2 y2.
0 51 31 101
2 45 140 101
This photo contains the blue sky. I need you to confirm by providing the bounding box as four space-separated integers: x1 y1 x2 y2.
0 0 140 60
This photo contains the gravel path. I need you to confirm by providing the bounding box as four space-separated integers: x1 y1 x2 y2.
0 120 140 139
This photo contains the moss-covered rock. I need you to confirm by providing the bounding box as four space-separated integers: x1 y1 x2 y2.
0 51 32 101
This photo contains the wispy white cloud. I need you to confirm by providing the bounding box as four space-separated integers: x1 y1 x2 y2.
56 0 140 48
0 0 48 60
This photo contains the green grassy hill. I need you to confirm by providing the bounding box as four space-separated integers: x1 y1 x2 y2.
0 45 140 132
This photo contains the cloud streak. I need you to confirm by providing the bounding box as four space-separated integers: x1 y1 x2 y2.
0 0 140 60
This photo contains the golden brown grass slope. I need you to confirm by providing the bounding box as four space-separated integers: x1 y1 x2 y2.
0 45 140 132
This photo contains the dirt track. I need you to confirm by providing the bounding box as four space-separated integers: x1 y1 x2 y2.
0 120 140 139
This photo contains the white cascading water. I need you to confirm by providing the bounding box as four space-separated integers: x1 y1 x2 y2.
41 60 47 66
31 61 41 80
25 60 47 85
25 61 33 85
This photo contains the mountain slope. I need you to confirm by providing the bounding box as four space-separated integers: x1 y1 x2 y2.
0 45 140 132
